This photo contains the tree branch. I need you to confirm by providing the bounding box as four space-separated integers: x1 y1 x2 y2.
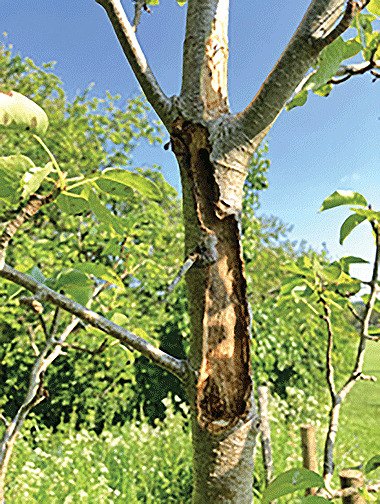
180 0 230 120
0 188 59 270
226 0 368 151
0 263 188 381
329 44 380 84
95 0 173 126
321 299 336 400
323 223 380 488
321 0 368 46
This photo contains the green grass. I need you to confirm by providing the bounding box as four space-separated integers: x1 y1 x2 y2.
2 344 378 503
336 340 380 464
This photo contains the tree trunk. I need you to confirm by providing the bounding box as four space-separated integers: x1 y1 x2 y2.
191 414 257 504
172 119 259 502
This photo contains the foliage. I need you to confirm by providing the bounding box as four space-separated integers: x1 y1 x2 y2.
287 5 380 109
0 41 186 429
2 401 192 503
261 469 326 504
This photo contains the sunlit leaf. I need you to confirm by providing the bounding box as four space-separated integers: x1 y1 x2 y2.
0 155 35 202
367 0 380 16
75 262 125 290
351 207 380 222
286 90 308 110
99 168 161 200
22 162 53 198
320 190 367 211
262 469 324 504
300 497 330 503
339 213 367 244
0 90 48 134
306 38 362 91
88 190 125 234
340 256 369 273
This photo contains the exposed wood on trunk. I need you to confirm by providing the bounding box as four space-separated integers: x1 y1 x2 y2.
172 118 252 434
181 0 230 120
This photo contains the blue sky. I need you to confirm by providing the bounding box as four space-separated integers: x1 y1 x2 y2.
2 0 379 279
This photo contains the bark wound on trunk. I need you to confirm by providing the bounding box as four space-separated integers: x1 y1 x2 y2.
172 117 252 435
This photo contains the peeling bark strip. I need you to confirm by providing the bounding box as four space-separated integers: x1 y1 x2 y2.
172 119 251 434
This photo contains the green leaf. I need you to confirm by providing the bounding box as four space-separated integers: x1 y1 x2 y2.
367 0 380 16
29 266 46 284
0 90 48 134
339 214 367 244
320 190 367 211
313 83 333 97
351 208 380 222
262 469 324 504
321 262 342 282
54 269 93 305
56 191 89 215
340 256 369 273
177 0 187 5
286 90 308 111
365 455 380 473
99 169 161 200
307 38 362 91
111 313 129 327
74 262 125 290
0 155 36 203
300 497 330 503
95 178 134 198
88 190 125 234
22 162 53 198
368 326 380 336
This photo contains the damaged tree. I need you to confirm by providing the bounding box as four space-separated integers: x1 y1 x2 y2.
1 0 379 502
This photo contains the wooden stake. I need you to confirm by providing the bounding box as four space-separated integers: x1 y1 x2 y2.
300 424 318 495
339 469 366 504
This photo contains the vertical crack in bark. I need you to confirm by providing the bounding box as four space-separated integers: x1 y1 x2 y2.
172 118 252 434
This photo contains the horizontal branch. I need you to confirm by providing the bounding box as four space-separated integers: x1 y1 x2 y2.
0 263 188 381
96 0 173 126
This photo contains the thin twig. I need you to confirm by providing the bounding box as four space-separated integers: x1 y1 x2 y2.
57 339 109 356
321 298 336 400
0 416 8 429
49 307 61 338
0 187 60 269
